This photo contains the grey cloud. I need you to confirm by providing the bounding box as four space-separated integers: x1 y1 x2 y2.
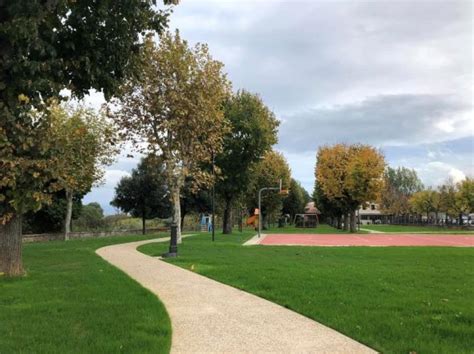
277 94 471 153
169 1 471 112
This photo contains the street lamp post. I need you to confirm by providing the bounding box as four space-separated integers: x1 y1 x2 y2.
211 150 215 242
257 180 282 238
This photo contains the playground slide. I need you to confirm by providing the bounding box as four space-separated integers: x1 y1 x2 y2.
246 215 257 226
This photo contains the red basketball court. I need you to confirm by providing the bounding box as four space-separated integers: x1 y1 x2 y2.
259 234 474 247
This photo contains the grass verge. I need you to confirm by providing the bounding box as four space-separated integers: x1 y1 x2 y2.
0 234 172 354
139 231 474 354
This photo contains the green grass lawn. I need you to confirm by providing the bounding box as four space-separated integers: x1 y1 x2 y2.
362 224 474 234
139 231 474 354
0 234 172 354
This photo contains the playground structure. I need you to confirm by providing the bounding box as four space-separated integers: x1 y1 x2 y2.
257 179 289 237
200 214 213 232
294 202 320 228
294 214 319 228
246 214 258 228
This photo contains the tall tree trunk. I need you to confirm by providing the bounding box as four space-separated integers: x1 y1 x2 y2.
349 210 357 233
459 213 463 226
337 215 343 229
344 213 350 231
223 197 233 234
142 211 146 235
180 212 186 232
171 184 182 243
64 189 73 241
0 214 23 277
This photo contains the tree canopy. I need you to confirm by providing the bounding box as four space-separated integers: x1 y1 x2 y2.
215 90 279 233
380 167 424 215
49 103 118 238
246 150 291 227
282 179 309 221
113 31 231 242
315 144 385 232
111 156 170 234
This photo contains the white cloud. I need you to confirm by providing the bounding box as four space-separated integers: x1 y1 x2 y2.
416 161 467 186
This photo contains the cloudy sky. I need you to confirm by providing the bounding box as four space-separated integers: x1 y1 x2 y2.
83 0 473 214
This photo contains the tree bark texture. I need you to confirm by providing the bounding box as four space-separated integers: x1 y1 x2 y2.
64 189 73 240
349 210 357 233
171 184 182 243
0 214 24 277
344 214 350 231
222 197 233 234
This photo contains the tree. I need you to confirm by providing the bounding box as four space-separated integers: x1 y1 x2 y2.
457 177 474 217
23 191 82 234
216 90 279 234
74 203 105 231
313 182 345 228
1 0 176 276
409 190 435 222
113 32 231 243
315 144 385 232
345 145 386 231
439 180 458 222
282 179 308 222
380 167 423 219
50 103 117 239
111 156 170 235
246 151 291 228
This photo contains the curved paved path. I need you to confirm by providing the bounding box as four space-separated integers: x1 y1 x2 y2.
97 237 375 353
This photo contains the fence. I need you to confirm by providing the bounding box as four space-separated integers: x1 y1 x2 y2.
22 227 170 244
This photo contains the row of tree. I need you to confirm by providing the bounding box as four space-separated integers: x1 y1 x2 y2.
315 152 473 229
110 31 308 240
111 150 310 235
1 3 309 277
407 178 473 224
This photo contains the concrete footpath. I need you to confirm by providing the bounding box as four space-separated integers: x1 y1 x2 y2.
96 237 376 354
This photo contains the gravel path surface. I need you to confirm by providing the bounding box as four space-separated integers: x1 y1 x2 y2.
96 237 375 354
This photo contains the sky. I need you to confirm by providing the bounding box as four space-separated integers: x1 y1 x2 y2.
82 0 473 214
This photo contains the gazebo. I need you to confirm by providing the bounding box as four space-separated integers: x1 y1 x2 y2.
293 202 320 228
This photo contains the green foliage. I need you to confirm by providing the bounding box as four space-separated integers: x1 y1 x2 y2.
111 156 171 220
215 89 279 232
216 90 279 200
0 0 174 222
282 179 308 220
246 150 291 221
50 103 118 194
23 191 82 234
380 167 424 215
113 30 231 238
385 166 424 196
456 177 474 213
74 202 105 230
180 181 212 222
409 189 440 216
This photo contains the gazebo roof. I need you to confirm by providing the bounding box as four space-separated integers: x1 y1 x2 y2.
304 202 321 214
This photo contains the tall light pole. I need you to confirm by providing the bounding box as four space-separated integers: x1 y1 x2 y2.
257 180 282 238
211 150 216 242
